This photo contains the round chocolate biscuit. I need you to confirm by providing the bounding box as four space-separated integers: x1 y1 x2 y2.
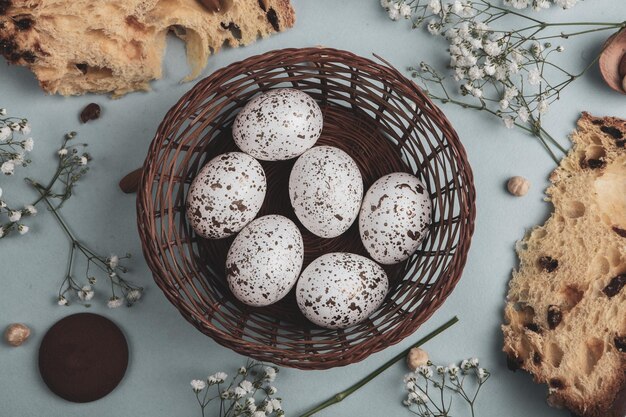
38 313 128 402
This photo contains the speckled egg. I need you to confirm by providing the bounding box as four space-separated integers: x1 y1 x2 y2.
296 253 389 329
359 172 432 265
289 146 363 238
232 88 323 161
226 215 304 307
186 152 266 239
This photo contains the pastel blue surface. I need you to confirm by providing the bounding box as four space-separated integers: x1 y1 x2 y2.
1 1 624 416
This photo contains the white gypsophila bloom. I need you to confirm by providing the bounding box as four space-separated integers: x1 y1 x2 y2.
252 411 266 417
79 156 88 166
57 296 68 306
518 107 530 122
20 124 30 135
427 20 441 35
0 126 10 142
1 161 15 175
8 122 18 131
107 297 123 309
499 99 510 110
127 289 142 303
448 364 460 376
494 65 508 81
9 210 21 222
0 108 6 115
388 3 401 20
24 205 37 216
478 367 488 380
530 41 544 57
451 0 463 14
22 137 34 152
554 0 577 8
264 367 276 382
108 255 119 268
460 359 470 370
509 0 530 9
191 379 206 392
268 386 278 395
233 387 246 398
417 365 433 378
533 0 550 11
380 0 391 8
454 67 465 81
504 86 519 100
270 398 282 411
58 148 68 157
238 366 247 374
239 380 253 393
468 66 483 81
528 68 541 86
17 224 29 235
78 285 94 301
472 87 483 98
11 152 24 164
428 0 441 14
483 63 496 76
406 380 416 391
0 226 4 238
538 100 549 114
403 373 416 384
483 40 501 57
470 358 480 367
508 61 520 74
556 45 565 52
399 3 412 18
503 116 515 129
214 372 228 383
511 49 525 64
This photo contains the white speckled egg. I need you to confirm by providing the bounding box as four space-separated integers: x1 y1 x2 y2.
359 172 432 265
186 152 266 239
289 146 363 238
226 215 304 307
232 88 323 161
296 253 389 329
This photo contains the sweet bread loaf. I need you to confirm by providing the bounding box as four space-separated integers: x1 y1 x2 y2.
502 112 626 417
0 0 295 96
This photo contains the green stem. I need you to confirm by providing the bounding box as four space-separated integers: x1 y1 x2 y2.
297 316 459 417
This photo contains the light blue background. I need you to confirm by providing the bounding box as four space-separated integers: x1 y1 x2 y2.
1 1 624 416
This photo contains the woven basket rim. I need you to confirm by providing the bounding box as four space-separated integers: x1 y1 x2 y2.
136 46 477 369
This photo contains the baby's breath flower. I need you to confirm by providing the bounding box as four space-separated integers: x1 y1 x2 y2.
239 380 253 394
57 296 68 306
24 205 37 216
252 411 266 417
1 161 15 175
8 210 21 222
527 68 542 86
191 379 206 392
77 285 94 301
503 116 515 129
58 148 68 157
22 138 34 152
126 289 142 303
238 366 247 375
267 386 278 395
264 366 277 382
107 297 123 309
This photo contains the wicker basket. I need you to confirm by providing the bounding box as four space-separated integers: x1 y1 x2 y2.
137 47 476 370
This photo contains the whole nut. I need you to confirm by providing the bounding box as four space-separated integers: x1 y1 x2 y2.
407 347 429 371
507 176 530 197
4 323 31 346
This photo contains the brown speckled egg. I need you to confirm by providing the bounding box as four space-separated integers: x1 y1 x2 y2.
289 146 363 238
226 215 304 307
186 152 266 239
359 172 432 265
232 89 323 161
296 252 389 329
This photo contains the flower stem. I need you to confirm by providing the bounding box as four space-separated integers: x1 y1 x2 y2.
297 316 459 417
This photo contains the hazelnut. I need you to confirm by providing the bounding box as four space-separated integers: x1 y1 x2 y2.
507 176 530 197
4 323 31 346
406 347 429 371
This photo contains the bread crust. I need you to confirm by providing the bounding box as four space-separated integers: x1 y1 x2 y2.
0 0 295 96
502 112 626 417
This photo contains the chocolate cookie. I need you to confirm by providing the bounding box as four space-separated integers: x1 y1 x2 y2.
38 313 128 402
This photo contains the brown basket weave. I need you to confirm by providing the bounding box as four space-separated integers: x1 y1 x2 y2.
137 47 476 370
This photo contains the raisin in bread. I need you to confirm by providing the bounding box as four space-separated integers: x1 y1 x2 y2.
502 112 626 417
0 0 294 96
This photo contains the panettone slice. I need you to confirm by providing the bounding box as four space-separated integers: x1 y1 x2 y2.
502 112 626 417
0 0 295 96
